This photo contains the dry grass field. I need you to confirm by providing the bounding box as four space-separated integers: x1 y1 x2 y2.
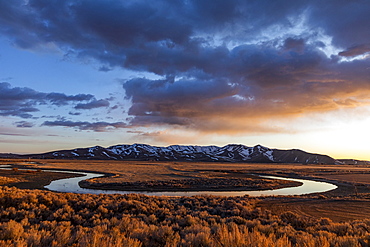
2 186 370 246
258 198 370 222
324 173 370 185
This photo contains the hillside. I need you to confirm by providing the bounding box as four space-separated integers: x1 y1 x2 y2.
7 144 340 164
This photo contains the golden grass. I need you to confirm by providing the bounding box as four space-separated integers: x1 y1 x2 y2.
1 186 370 246
0 176 21 185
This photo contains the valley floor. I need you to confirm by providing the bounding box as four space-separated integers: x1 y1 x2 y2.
1 159 370 246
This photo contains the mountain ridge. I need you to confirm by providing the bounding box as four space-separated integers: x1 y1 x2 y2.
0 143 340 164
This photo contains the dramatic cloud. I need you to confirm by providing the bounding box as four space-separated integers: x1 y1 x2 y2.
1 0 370 133
123 43 370 132
42 120 127 132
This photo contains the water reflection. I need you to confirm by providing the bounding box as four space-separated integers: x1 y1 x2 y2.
45 170 337 197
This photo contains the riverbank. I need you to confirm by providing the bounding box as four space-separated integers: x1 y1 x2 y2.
0 164 304 193
0 168 84 190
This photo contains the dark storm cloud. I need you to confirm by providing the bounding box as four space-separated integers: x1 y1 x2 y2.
0 82 101 118
310 2 370 49
42 120 127 132
0 0 304 73
1 0 370 132
2 0 370 63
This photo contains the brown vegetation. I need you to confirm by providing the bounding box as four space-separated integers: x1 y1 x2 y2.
323 172 370 185
0 176 21 185
258 197 370 222
80 176 301 192
0 186 370 246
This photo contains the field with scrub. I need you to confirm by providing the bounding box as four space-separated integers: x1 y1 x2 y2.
1 158 370 246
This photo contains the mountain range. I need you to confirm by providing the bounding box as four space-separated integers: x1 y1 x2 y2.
0 144 340 164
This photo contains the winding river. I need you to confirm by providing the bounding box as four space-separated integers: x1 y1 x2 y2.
44 170 338 197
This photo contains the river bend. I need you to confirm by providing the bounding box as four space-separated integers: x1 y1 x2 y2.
44 170 337 197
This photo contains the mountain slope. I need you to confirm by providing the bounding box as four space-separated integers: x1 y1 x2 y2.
19 143 338 164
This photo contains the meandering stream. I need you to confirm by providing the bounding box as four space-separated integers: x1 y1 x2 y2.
44 170 338 196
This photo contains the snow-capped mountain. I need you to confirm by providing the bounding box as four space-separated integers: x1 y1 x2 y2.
21 143 338 164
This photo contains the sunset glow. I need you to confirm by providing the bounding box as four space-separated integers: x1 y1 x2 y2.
1 1 370 160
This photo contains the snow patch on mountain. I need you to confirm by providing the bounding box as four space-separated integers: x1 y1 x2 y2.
264 150 274 161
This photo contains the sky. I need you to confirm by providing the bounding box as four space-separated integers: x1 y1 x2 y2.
1 0 370 160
